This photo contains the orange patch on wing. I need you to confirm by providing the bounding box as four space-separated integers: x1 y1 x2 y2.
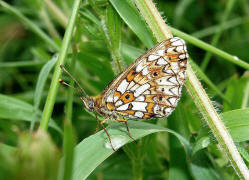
124 110 135 115
114 91 121 98
126 69 137 82
120 92 135 104
168 54 180 61
146 103 154 113
145 95 154 103
133 73 143 82
106 102 115 110
143 113 152 119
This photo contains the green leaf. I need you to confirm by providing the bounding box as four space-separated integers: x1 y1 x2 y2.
221 108 249 142
71 121 191 180
223 74 249 111
34 55 58 109
31 55 58 132
0 94 62 134
192 137 211 155
109 0 155 48
236 144 249 164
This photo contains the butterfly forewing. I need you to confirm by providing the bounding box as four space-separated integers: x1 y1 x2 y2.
102 37 188 119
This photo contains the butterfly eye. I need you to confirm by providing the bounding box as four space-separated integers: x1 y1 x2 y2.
88 99 94 110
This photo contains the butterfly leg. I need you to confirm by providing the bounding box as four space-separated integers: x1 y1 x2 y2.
117 120 135 142
94 113 99 134
100 119 116 151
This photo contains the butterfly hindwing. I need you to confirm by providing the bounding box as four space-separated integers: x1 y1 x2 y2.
103 37 188 119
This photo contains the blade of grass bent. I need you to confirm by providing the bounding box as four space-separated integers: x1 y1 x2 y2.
71 120 191 180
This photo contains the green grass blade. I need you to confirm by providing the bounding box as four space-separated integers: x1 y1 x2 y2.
109 0 155 48
0 61 45 68
0 94 62 133
30 55 58 132
71 121 191 180
0 0 60 51
222 108 249 142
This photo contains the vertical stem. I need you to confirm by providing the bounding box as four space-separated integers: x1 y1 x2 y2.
134 0 249 179
39 8 60 38
39 0 82 131
44 0 68 28
132 158 143 180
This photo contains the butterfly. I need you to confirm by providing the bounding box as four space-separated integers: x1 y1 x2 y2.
60 37 188 150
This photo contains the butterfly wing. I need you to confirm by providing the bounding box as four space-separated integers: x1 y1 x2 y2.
102 37 188 119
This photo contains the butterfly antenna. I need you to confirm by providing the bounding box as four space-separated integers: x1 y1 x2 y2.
60 65 88 97
59 78 81 94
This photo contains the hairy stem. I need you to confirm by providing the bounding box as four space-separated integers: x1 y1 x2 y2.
134 0 249 179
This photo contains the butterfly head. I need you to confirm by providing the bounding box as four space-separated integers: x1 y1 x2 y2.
80 96 95 112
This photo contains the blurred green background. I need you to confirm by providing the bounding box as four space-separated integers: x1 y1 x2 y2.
0 0 249 179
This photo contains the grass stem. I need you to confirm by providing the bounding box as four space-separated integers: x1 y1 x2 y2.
134 0 249 179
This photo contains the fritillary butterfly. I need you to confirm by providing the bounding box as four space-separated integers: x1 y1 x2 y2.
61 37 188 150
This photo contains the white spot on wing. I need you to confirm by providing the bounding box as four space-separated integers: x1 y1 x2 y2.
157 49 165 56
130 83 140 91
115 100 123 107
148 54 160 61
169 76 178 84
134 83 150 97
136 62 146 72
142 67 149 75
157 58 167 65
171 87 179 95
176 46 184 53
131 102 147 111
134 111 144 118
178 72 186 80
168 97 177 106
117 79 129 94
156 77 175 86
114 96 119 102
167 47 175 53
171 37 185 46
179 54 186 59
144 90 150 94
153 105 160 114
165 108 173 115
127 81 135 90
171 62 178 70
116 103 129 111
135 95 145 101
106 93 114 102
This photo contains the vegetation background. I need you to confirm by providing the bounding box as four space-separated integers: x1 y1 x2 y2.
0 0 248 179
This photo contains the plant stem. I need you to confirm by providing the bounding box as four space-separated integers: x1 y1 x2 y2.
39 7 60 39
44 0 68 28
39 0 82 131
0 61 45 68
0 0 60 51
134 0 249 179
191 17 248 39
